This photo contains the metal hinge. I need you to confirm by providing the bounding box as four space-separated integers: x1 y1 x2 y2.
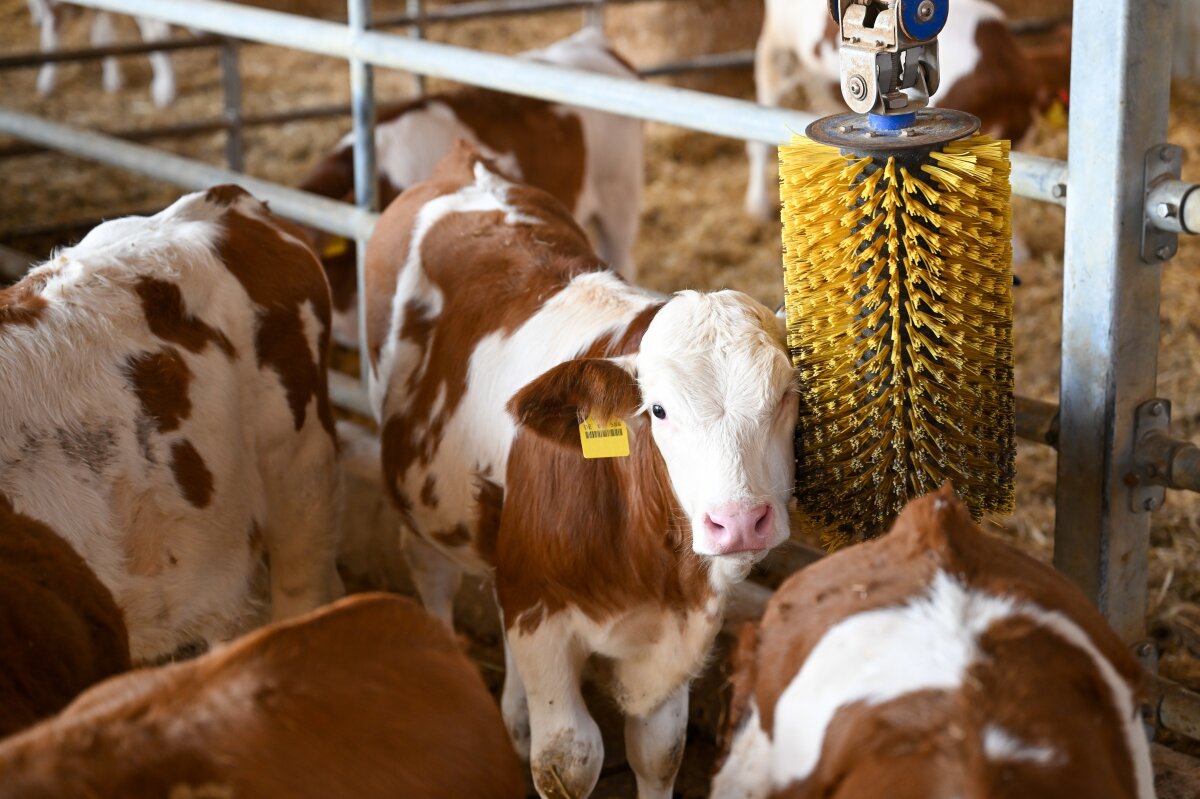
1143 144 1183 263
1128 398 1171 513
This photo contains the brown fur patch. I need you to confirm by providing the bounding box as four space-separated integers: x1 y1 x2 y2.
0 499 130 737
215 208 335 440
372 142 603 519
432 525 470 548
938 20 1039 141
135 278 235 358
497 407 711 633
204 184 250 207
0 596 524 799
507 358 642 450
420 476 439 508
0 274 51 329
126 348 192 433
170 440 214 509
473 475 504 564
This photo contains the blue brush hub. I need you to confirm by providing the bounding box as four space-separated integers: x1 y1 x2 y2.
900 0 949 41
868 112 918 132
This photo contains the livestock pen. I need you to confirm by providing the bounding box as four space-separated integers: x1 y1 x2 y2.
2 0 1200 792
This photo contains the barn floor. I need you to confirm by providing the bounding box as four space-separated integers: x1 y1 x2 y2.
3 0 1200 793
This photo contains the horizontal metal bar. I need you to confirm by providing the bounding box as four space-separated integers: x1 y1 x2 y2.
1015 394 1200 496
1016 395 1061 447
0 103 372 160
0 35 220 71
0 108 377 241
374 0 686 28
639 50 754 78
1147 179 1200 235
58 0 1065 204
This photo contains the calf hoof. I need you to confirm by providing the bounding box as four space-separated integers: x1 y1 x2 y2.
532 729 602 799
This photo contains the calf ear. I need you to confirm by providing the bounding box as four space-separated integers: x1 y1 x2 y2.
507 357 641 449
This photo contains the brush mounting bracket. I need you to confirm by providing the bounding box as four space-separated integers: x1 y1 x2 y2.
807 108 978 153
830 0 947 118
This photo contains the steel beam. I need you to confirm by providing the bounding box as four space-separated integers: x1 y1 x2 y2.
0 108 376 241
1054 0 1176 642
50 0 1067 203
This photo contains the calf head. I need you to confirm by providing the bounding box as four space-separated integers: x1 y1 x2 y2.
510 290 798 574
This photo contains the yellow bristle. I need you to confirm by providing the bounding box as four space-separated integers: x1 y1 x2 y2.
781 134 1015 547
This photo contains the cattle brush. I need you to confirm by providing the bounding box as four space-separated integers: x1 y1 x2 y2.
781 0 1015 546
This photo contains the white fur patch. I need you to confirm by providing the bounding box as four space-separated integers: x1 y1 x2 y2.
710 700 773 799
769 572 1153 799
982 724 1061 765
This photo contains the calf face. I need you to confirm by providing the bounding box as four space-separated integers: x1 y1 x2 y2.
712 485 1155 799
511 289 797 569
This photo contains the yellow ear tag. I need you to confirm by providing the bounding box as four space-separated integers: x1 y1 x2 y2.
579 416 630 459
321 236 349 259
1044 99 1068 130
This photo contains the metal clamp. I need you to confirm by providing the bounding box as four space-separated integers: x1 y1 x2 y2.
1129 399 1171 513
1143 144 1184 263
833 0 944 116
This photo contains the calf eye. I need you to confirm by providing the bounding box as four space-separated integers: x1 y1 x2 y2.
652 404 667 420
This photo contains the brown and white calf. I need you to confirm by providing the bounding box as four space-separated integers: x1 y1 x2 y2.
746 0 1072 219
26 0 176 107
0 185 340 664
0 494 130 738
712 485 1155 799
0 594 525 799
300 27 643 346
367 141 798 799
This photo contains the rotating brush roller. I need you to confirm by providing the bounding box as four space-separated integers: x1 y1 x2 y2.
782 0 1015 546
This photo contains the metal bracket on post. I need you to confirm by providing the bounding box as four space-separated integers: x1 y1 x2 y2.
1143 144 1183 263
1129 398 1170 513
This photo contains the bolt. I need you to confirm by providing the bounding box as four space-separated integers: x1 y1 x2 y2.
864 130 878 137
1145 463 1159 478
1149 401 1165 417
1051 183 1067 199
900 128 916 137
917 0 936 22
838 124 851 133
1156 202 1177 219
1156 244 1173 261
1144 497 1161 512
1160 147 1173 163
848 75 868 101
1135 641 1155 659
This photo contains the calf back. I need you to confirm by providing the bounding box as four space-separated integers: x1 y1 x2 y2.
0 594 525 799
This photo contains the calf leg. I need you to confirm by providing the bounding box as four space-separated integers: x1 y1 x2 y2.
624 684 689 799
500 620 531 760
399 529 460 628
262 428 342 621
90 12 122 93
34 2 62 97
509 624 602 799
134 17 175 107
746 35 796 221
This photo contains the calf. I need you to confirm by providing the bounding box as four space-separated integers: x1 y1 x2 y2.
299 27 643 346
746 0 1072 219
26 0 176 107
0 185 341 664
712 485 1155 799
0 494 130 738
368 140 798 799
0 594 525 799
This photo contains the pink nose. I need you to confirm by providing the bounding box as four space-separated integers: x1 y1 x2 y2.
703 503 774 554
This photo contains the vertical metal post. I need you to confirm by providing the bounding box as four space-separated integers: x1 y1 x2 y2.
1054 0 1176 641
219 37 244 172
348 0 377 388
407 0 426 95
584 0 605 30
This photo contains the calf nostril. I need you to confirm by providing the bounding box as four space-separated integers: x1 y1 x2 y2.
704 514 726 532
753 505 772 534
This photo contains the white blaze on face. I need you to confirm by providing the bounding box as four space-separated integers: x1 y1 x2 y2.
636 290 797 569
